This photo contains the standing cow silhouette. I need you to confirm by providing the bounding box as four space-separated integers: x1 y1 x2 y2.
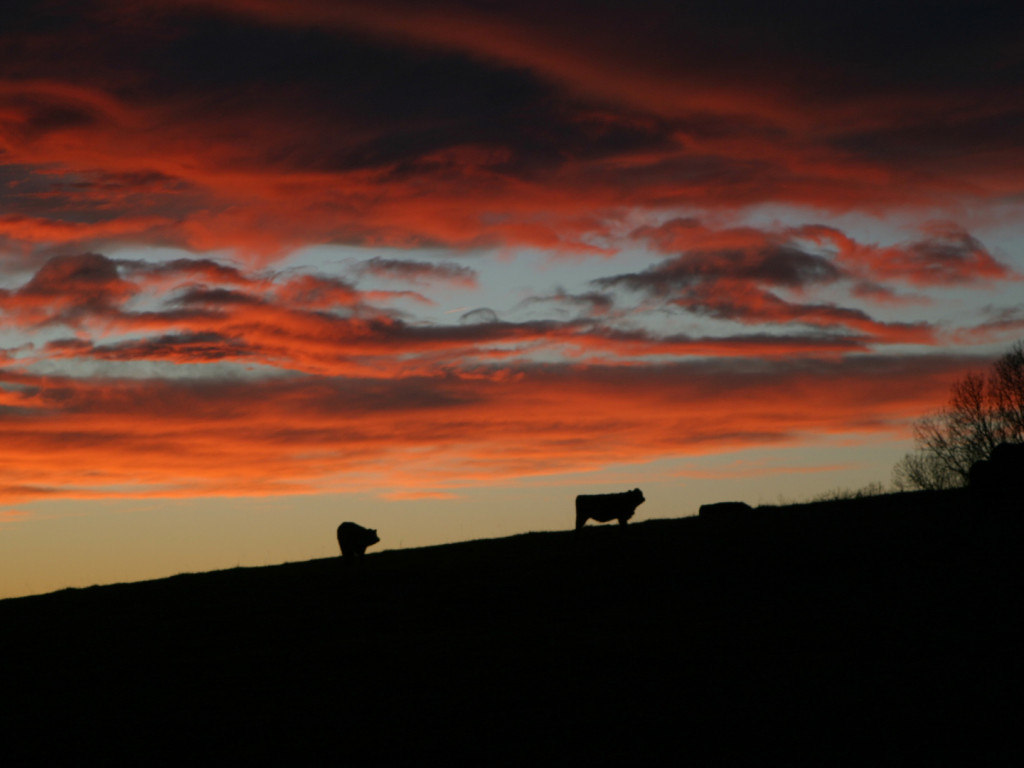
336 522 380 563
575 488 645 530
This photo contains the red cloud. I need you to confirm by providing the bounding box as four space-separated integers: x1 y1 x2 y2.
633 219 1016 288
601 226 950 342
2 2 1022 260
0 213 173 246
835 224 1013 287
0 252 138 326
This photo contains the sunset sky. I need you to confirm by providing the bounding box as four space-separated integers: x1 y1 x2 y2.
3 0 1024 598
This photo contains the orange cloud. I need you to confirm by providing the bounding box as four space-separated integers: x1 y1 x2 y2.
0 354 983 503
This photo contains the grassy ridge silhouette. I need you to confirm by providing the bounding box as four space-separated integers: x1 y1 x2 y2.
1 489 1019 764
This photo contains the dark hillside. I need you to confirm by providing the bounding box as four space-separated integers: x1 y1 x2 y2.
2 490 1020 765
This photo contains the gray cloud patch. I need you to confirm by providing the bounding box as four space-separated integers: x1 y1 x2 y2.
357 256 478 287
596 245 843 296
517 286 615 317
459 307 499 324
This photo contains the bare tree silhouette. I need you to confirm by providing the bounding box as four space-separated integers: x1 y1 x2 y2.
894 341 1024 490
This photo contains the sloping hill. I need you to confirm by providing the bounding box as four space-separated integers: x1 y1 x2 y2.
1 490 1020 764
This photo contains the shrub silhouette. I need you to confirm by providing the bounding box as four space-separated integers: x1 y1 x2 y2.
969 441 1024 495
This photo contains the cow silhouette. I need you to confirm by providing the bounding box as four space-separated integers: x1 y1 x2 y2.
699 501 754 523
336 522 380 561
575 488 645 530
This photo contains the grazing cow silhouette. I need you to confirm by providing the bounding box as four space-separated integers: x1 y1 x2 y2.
337 522 380 561
575 488 645 530
699 501 754 523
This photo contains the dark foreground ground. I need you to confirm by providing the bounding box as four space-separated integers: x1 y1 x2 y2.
2 489 1021 765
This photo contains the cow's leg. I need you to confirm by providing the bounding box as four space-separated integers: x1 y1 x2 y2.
618 516 628 526
575 512 587 530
